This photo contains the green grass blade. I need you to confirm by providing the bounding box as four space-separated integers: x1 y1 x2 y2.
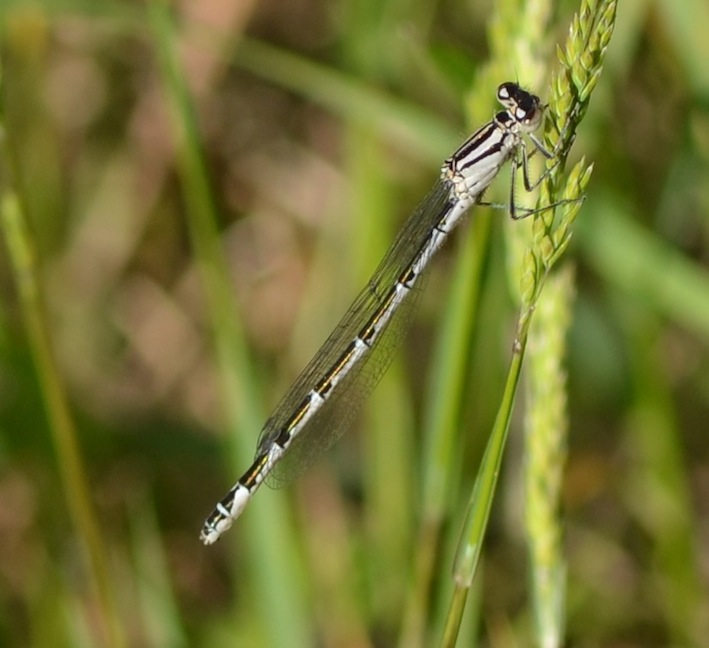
148 2 313 645
1 184 125 648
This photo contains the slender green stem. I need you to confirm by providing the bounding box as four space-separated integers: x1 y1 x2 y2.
451 331 527 586
440 586 470 648
148 2 313 646
1 196 125 648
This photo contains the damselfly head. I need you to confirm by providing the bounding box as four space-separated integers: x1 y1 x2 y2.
497 82 544 132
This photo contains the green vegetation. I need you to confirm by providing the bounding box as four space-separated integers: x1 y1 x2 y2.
1 0 707 646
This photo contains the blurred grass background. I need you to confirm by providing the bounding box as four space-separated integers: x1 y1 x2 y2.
0 0 708 646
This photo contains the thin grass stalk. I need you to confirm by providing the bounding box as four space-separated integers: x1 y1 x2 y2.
450 318 528 576
1 177 125 646
148 1 312 645
440 583 471 648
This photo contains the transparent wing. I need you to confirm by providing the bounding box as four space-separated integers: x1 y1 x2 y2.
252 180 461 487
265 269 424 487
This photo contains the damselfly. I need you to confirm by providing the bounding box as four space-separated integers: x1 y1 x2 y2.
201 82 558 545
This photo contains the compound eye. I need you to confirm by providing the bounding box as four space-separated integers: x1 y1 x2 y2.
523 107 543 129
